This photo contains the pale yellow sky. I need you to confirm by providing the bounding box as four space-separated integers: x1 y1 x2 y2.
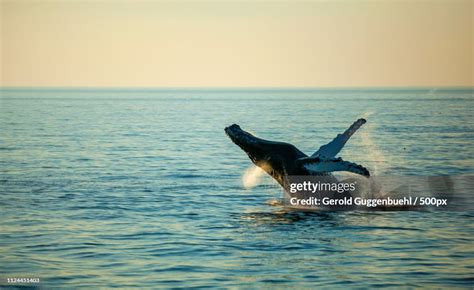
1 0 472 88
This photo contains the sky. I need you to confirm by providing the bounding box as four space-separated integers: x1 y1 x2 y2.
1 0 472 88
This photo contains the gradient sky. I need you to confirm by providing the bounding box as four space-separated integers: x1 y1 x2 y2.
1 0 472 88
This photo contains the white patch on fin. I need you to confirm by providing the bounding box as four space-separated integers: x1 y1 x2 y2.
312 118 366 159
300 157 370 177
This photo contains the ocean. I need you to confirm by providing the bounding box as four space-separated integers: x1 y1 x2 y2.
1 88 473 288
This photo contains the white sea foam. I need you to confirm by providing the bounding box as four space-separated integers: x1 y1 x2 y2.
358 111 391 175
242 165 265 189
357 112 386 197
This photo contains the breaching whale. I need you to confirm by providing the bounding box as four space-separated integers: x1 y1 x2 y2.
225 119 370 195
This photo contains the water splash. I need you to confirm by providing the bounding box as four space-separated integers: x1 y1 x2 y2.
358 112 389 198
361 111 374 119
242 165 265 189
358 112 387 174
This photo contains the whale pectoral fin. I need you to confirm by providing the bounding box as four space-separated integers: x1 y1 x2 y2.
312 118 366 159
297 157 370 177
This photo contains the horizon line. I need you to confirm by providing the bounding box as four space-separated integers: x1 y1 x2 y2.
1 86 473 91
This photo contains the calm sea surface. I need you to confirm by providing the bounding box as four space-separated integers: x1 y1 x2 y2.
1 89 473 288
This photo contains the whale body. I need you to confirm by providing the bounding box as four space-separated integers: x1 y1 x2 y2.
225 119 370 195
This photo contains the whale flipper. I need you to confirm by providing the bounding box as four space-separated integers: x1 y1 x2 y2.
297 157 370 177
312 118 366 159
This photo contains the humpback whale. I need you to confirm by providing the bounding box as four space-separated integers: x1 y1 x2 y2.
225 119 370 195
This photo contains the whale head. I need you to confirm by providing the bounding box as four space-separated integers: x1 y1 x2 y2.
225 124 267 164
225 124 306 187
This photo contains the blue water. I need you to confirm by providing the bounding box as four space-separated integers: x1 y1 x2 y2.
1 88 473 288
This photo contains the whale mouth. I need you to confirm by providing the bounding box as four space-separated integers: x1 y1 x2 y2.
224 124 242 136
225 124 243 140
225 124 259 152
